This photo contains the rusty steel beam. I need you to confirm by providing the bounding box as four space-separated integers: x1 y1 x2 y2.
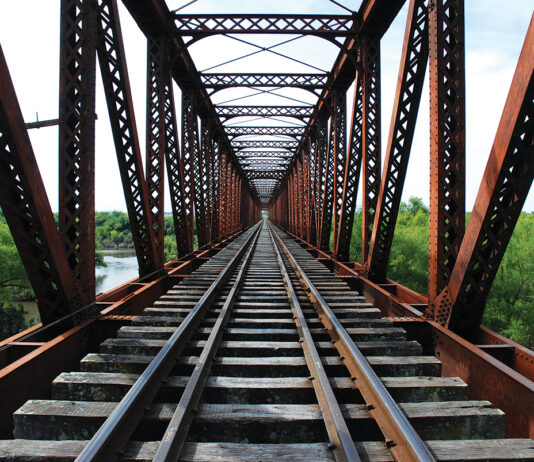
366 0 429 280
232 140 299 150
25 118 61 129
201 73 328 93
174 14 355 38
334 71 364 261
200 120 214 244
58 0 97 305
318 109 336 251
430 17 534 338
216 105 313 120
361 35 381 264
162 61 191 257
210 137 220 241
96 0 161 275
121 0 259 205
359 0 407 37
182 90 204 247
180 90 198 247
428 0 466 300
236 151 293 159
226 126 306 139
145 36 166 263
307 137 318 246
331 89 347 256
0 45 78 324
272 0 405 200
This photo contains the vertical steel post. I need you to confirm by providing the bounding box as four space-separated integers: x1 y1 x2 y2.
59 0 97 303
367 0 429 280
334 71 364 261
361 35 382 264
428 0 466 300
146 35 166 264
181 89 199 247
96 0 161 275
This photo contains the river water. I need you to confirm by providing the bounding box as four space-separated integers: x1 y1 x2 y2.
22 249 139 321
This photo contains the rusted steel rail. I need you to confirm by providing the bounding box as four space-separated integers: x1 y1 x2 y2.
0 225 247 440
152 224 261 460
268 225 360 462
269 222 436 462
75 223 262 461
282 227 534 439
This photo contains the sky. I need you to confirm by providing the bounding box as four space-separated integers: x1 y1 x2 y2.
0 0 532 212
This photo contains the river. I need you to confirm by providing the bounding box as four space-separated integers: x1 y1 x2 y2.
22 249 139 321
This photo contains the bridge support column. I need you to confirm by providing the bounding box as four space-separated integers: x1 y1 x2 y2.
429 17 534 337
361 35 382 264
59 0 97 305
96 0 161 275
366 0 429 281
428 0 466 301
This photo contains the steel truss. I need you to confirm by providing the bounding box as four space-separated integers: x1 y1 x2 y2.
217 105 314 120
202 74 328 93
0 0 531 346
174 14 354 39
226 126 306 139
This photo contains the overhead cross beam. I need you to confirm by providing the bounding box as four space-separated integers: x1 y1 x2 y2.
217 105 314 120
202 73 328 92
226 126 306 139
232 140 299 150
174 14 355 39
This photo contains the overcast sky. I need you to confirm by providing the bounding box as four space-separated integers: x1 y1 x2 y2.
0 0 532 212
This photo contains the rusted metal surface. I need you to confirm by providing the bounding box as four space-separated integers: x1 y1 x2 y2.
0 0 532 448
173 14 355 39
58 0 97 305
334 70 363 261
145 36 167 264
367 0 428 281
0 44 78 324
0 227 246 440
430 16 534 337
361 34 381 264
428 0 466 302
96 0 162 275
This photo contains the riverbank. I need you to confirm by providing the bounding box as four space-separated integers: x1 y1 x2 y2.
21 249 139 321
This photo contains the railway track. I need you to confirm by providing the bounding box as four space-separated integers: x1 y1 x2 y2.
1 220 533 461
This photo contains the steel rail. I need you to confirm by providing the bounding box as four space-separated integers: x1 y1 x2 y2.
153 223 262 461
268 222 436 462
75 223 262 461
268 226 360 462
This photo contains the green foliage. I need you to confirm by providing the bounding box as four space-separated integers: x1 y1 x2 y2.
95 211 133 249
483 213 534 348
0 219 33 303
0 303 39 341
346 198 533 348
387 197 429 295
